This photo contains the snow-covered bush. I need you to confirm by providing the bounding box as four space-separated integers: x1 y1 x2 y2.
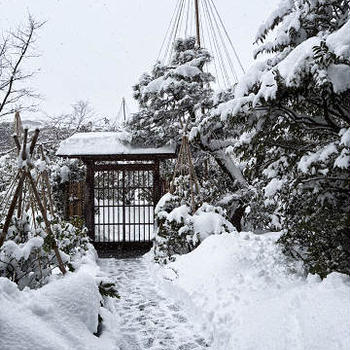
0 216 51 289
154 180 196 263
49 216 90 269
154 176 234 263
0 214 90 289
0 270 120 350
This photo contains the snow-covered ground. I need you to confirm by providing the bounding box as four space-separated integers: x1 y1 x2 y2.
152 232 350 350
1 232 349 350
99 258 210 349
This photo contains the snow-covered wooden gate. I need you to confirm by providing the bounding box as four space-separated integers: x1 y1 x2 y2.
87 161 159 250
56 132 176 253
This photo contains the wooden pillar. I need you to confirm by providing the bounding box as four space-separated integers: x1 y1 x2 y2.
194 0 201 47
84 161 95 241
63 182 69 220
122 170 126 243
153 160 161 206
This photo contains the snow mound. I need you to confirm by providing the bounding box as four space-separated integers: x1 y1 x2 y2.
2 236 44 260
0 271 115 350
192 206 235 240
158 232 350 350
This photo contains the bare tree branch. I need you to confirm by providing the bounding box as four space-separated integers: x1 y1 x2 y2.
0 16 44 117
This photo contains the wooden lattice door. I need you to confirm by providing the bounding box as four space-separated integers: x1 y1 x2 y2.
84 161 160 248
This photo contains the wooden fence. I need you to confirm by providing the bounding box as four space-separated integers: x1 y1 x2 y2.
66 181 85 219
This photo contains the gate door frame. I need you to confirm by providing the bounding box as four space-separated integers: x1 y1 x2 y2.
84 159 161 251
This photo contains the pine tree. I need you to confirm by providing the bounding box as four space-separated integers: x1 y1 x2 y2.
214 0 350 276
130 37 214 147
129 38 248 231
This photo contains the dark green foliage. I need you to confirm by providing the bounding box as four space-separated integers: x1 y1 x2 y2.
96 280 120 336
98 281 120 299
279 209 350 278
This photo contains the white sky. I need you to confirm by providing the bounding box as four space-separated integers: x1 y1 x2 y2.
1 0 279 121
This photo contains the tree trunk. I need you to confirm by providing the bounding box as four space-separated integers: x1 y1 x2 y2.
198 136 249 231
199 137 248 188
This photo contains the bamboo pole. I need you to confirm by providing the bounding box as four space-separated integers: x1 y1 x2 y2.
13 135 20 154
1 126 66 274
0 173 26 247
17 177 24 219
20 129 28 162
170 133 201 213
39 145 54 217
29 129 40 155
26 171 66 274
194 0 201 47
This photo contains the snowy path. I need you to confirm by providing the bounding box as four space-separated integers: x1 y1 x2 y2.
99 258 211 350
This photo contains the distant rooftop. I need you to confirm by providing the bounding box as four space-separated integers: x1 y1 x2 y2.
56 132 176 160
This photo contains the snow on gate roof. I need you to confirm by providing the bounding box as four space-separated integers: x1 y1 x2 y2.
56 132 177 159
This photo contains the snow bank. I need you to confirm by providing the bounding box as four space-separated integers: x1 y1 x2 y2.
0 271 110 350
155 232 350 350
0 246 120 350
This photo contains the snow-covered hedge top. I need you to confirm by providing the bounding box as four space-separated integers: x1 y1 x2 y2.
56 132 176 156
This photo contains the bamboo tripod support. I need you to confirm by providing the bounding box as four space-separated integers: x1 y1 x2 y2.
170 134 200 213
0 115 66 275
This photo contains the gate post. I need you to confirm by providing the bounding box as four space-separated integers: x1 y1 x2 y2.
122 170 126 242
84 160 95 241
153 160 161 206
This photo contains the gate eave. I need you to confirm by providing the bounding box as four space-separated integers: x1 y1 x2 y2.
61 153 177 162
